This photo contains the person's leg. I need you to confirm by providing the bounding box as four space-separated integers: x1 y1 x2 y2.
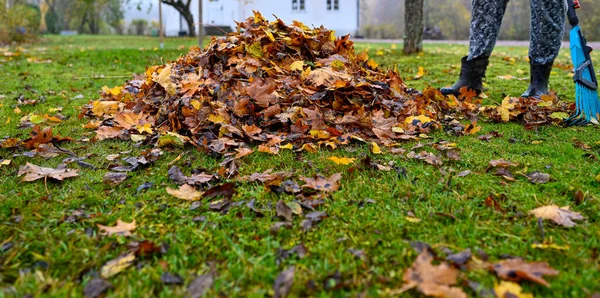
522 0 566 98
440 0 510 96
467 0 510 60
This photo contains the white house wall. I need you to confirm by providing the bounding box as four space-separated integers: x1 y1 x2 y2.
125 0 359 37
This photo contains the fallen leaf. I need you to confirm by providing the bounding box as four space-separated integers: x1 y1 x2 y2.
531 243 569 250
529 205 584 227
83 278 113 298
18 163 79 182
492 258 559 287
413 66 425 79
276 200 293 221
525 171 550 184
161 273 184 285
328 156 355 165
493 281 533 298
187 273 214 298
400 250 467 298
103 172 127 186
371 142 382 154
100 253 135 278
97 220 136 237
0 159 11 167
274 266 295 298
301 173 342 192
166 184 203 201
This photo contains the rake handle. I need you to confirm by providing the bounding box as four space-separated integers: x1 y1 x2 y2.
567 0 580 27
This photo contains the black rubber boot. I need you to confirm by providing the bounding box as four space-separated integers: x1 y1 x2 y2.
440 56 489 96
521 60 553 99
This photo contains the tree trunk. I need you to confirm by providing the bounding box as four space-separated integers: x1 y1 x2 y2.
162 0 196 37
403 0 424 54
182 10 196 37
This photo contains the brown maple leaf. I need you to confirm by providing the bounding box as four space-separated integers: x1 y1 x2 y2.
25 125 53 149
400 250 467 298
529 205 584 227
300 173 342 192
492 258 559 287
371 110 396 140
247 79 277 108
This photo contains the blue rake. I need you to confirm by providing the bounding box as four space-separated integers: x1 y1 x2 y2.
565 0 600 126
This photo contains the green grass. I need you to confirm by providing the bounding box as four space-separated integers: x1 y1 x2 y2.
1 34 599 297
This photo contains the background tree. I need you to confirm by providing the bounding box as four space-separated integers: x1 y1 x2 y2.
403 0 423 54
161 0 195 37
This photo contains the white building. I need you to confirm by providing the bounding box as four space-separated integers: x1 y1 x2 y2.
125 0 360 37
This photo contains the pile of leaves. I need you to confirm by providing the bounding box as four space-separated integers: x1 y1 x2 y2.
80 12 572 158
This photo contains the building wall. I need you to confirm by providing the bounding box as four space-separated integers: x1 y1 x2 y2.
125 0 359 37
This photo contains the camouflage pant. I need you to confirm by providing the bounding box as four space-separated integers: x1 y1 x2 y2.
467 0 566 65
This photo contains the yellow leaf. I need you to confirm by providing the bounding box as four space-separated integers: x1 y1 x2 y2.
264 29 275 41
102 85 122 96
157 133 186 148
392 126 404 133
4 117 10 124
531 243 569 250
130 134 146 142
494 281 533 298
0 159 11 167
279 143 293 150
29 114 46 124
14 107 21 114
549 112 568 120
375 50 384 56
498 96 515 122
91 101 120 117
290 60 304 71
246 42 263 58
391 44 397 50
371 142 382 154
405 115 434 125
367 59 378 69
413 66 425 79
497 74 515 80
298 143 318 153
152 64 176 95
100 253 135 279
328 156 356 165
309 129 330 139
329 30 336 41
208 114 226 124
531 140 543 145
331 60 345 71
190 99 201 110
136 123 153 134
405 216 421 223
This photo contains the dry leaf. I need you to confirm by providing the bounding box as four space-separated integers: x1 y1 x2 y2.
529 205 584 227
328 156 355 165
100 253 135 278
301 173 342 192
493 281 533 298
492 258 559 287
274 266 295 298
166 184 203 201
400 250 467 298
18 163 79 182
97 219 136 237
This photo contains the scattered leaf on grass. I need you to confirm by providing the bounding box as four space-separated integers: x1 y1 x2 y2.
301 173 342 192
0 159 11 167
525 171 550 184
83 278 113 298
100 253 135 278
529 205 584 227
492 258 559 287
456 170 471 177
276 200 293 221
493 281 533 298
531 243 569 250
97 220 136 237
328 156 356 165
18 162 79 182
166 184 203 201
399 250 467 298
274 266 295 298
161 273 184 285
186 273 214 298
203 182 236 200
103 172 127 186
